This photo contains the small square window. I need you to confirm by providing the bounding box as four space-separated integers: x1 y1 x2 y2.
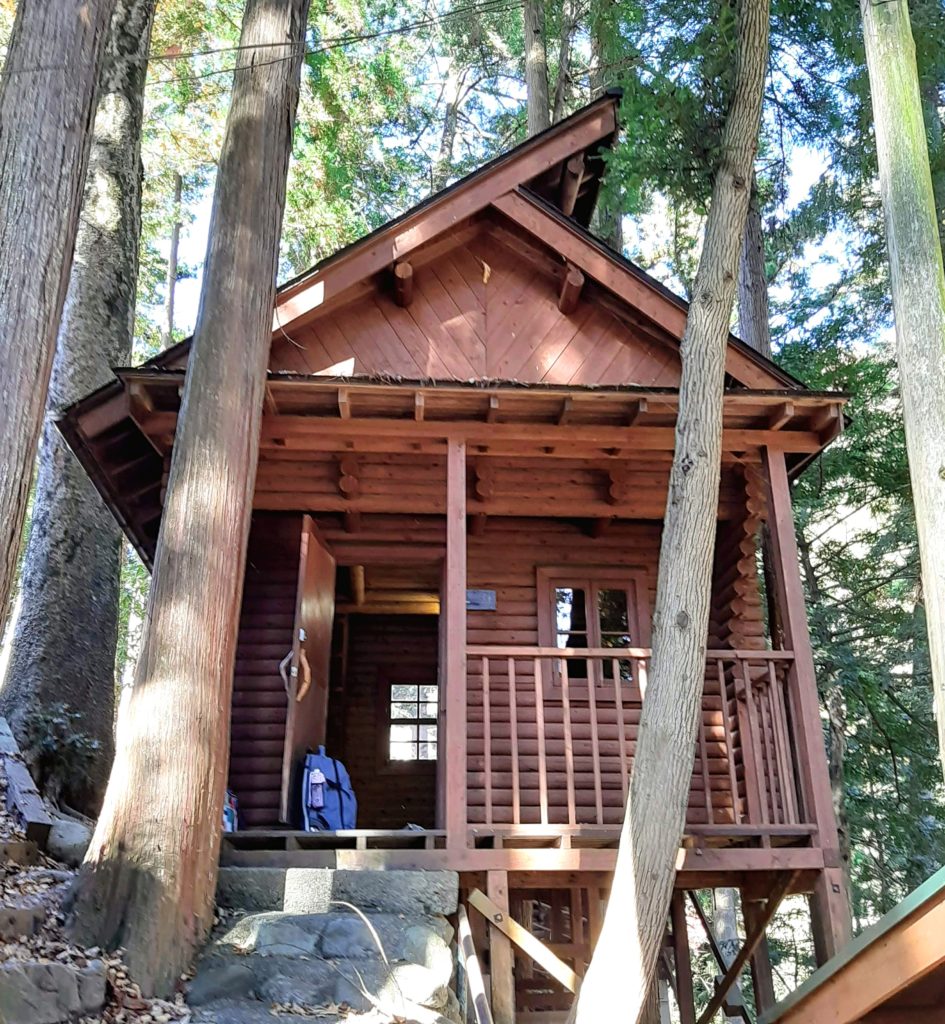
388 683 438 761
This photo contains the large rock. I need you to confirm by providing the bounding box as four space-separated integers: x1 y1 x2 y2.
217 868 458 916
46 814 92 867
0 959 105 1024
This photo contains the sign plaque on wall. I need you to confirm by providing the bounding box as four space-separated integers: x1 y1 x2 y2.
466 589 497 611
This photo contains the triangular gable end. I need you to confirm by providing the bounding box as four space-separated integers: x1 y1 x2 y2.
157 92 799 393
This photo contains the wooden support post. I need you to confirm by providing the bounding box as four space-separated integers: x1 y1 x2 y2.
742 889 776 1014
394 260 414 307
444 439 467 849
558 264 585 314
671 892 697 1024
762 447 851 960
559 153 585 216
486 871 515 1024
695 872 799 1024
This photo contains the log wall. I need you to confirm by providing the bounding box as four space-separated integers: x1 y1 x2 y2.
228 514 300 828
326 613 439 829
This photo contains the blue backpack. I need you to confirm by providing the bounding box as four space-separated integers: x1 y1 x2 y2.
301 747 357 831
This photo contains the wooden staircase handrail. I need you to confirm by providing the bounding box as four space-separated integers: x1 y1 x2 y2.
458 905 495 1024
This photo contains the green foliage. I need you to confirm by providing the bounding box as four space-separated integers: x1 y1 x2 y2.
22 702 102 804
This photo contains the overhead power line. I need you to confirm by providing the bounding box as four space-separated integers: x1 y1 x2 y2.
0 0 525 85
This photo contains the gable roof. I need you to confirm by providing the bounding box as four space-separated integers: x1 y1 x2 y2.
150 91 801 392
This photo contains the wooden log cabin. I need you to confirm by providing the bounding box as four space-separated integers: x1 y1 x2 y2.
60 93 852 1020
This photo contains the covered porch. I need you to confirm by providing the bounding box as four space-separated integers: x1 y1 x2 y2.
61 372 844 881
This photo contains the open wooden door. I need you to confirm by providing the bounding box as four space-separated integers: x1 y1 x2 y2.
280 515 336 823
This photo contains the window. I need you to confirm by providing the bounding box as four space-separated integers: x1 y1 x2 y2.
389 683 438 761
538 568 650 696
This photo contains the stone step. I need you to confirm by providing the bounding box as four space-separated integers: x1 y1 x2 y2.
0 839 41 867
216 867 458 917
0 903 46 940
0 958 106 1024
190 953 455 1020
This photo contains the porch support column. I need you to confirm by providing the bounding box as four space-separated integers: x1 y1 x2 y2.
762 447 851 960
444 437 468 850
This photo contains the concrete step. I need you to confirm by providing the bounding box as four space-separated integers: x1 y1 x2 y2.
214 910 453 960
216 867 458 917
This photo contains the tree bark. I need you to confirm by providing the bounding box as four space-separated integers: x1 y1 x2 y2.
0 0 156 817
551 0 576 124
431 64 465 194
860 0 945 783
737 178 772 358
589 17 623 253
0 0 115 635
714 888 743 1021
165 171 183 346
68 0 311 994
568 1 769 1020
524 0 550 136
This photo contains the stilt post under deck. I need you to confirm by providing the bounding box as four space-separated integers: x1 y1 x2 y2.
444 438 468 850
762 447 851 959
487 870 515 1024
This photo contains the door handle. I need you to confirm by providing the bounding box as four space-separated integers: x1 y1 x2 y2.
279 649 295 698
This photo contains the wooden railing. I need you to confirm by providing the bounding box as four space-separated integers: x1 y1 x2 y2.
466 645 808 833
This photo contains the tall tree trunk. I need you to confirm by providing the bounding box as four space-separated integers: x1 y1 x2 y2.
0 0 155 817
431 64 465 193
524 0 550 136
589 17 623 253
569 1 769 1020
165 171 183 346
0 0 115 635
860 0 945 783
714 888 743 1022
68 0 311 994
737 178 772 358
551 0 576 124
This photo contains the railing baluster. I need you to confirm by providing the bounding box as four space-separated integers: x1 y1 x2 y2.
482 657 492 826
757 672 777 824
587 658 603 825
534 656 548 825
614 659 629 803
741 658 768 827
768 660 797 824
718 658 741 825
698 673 713 825
637 657 648 700
560 658 577 827
508 658 520 826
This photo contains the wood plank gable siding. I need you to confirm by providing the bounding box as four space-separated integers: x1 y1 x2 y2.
268 230 682 388
228 515 301 827
464 517 762 827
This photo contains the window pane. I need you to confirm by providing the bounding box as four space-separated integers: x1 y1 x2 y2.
391 684 418 701
419 742 437 760
419 685 438 703
556 588 587 633
420 701 438 719
391 701 418 720
598 589 630 635
390 742 416 761
419 724 438 742
390 724 417 743
601 632 632 649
